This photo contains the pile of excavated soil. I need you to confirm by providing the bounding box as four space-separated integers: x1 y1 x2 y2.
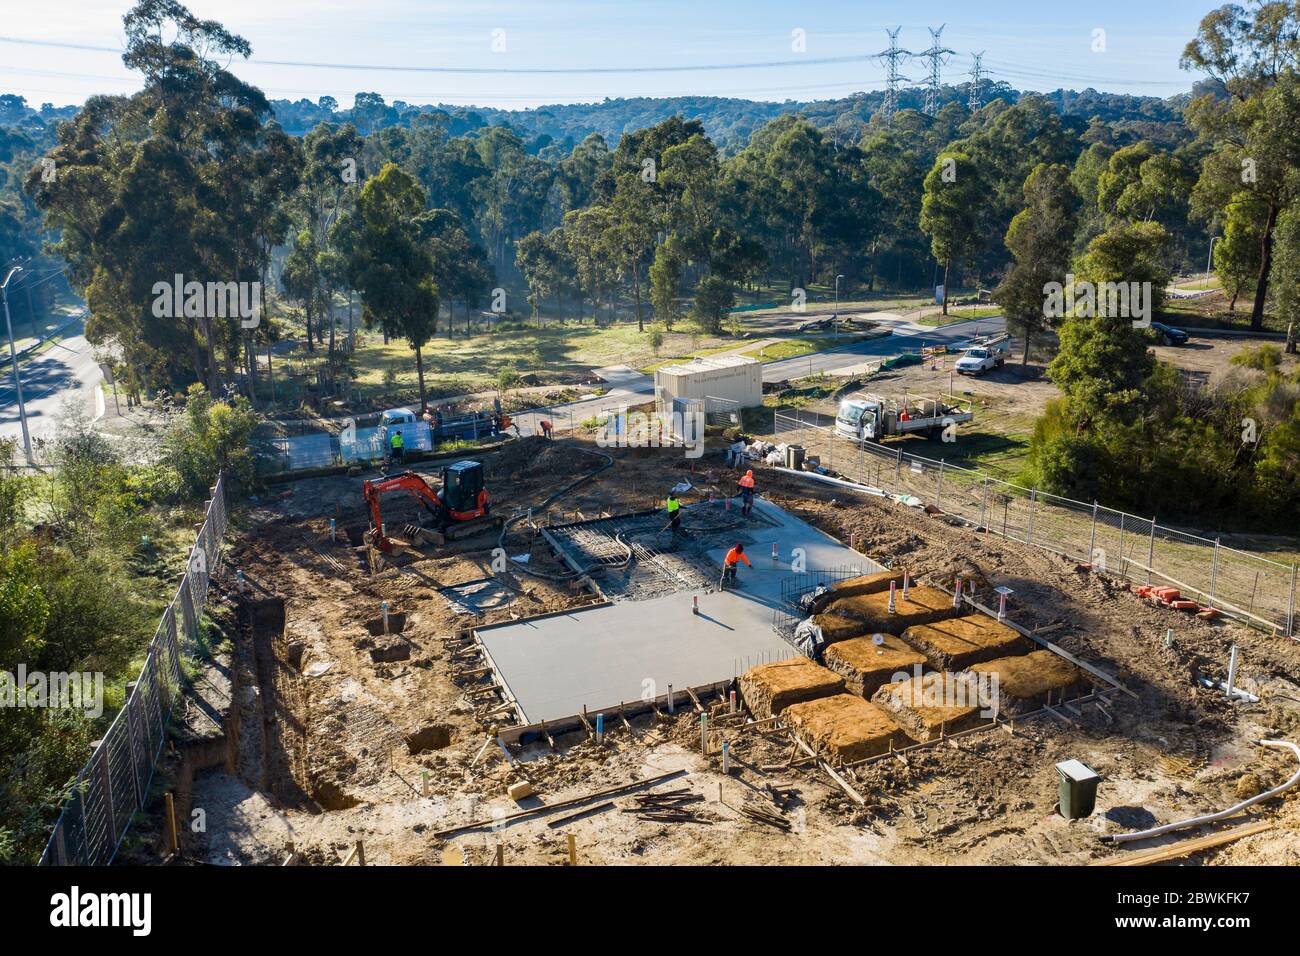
901 614 1031 670
873 672 989 742
739 657 844 719
830 584 960 635
824 634 927 697
964 650 1091 715
812 611 871 643
783 694 911 762
808 569 904 614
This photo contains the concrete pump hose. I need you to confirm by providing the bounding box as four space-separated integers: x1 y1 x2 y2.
497 445 615 580
1101 738 1300 844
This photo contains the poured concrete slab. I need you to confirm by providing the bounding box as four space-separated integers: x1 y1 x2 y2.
477 497 884 728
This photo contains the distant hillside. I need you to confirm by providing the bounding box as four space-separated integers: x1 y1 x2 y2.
264 82 1195 153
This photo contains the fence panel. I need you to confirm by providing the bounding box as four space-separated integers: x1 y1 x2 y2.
761 414 1296 639
39 474 229 866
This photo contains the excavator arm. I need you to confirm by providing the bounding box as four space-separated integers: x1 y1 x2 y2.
362 471 444 550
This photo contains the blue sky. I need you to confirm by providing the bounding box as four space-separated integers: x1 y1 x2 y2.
1 0 1213 109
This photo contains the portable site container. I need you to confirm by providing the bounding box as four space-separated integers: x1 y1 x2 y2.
654 355 763 409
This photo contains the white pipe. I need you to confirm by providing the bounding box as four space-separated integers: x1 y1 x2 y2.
1226 644 1239 700
1103 739 1300 844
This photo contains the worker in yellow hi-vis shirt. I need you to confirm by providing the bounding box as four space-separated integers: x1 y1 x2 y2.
664 492 682 536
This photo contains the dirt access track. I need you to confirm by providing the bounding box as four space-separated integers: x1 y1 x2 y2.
185 434 1300 866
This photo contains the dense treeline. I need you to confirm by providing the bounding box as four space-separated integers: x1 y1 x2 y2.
3 0 1299 528
1008 2 1300 528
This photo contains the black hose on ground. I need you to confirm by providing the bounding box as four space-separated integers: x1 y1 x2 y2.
496 443 615 580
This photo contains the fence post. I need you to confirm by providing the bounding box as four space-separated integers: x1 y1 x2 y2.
896 447 902 479
936 461 945 509
1118 513 1127 578
1147 516 1156 585
1026 488 1037 546
1210 538 1220 608
124 689 142 812
98 745 116 862
1288 564 1297 638
1088 501 1098 564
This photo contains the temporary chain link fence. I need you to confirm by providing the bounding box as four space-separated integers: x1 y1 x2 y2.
38 474 229 866
254 393 669 477
772 410 1297 638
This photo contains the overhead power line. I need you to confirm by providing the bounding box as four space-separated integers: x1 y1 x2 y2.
0 36 872 76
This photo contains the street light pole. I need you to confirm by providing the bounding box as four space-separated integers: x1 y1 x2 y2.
833 274 844 340
2 265 33 465
1205 236 1220 289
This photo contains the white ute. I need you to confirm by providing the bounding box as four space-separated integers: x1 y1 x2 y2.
954 333 1010 376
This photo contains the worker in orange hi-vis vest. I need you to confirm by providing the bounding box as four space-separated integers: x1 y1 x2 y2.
737 469 756 517
720 542 752 589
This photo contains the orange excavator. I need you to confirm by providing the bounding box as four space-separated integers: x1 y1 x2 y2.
362 460 502 552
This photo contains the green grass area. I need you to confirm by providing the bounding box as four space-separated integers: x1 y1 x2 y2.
270 318 739 409
638 341 745 374
740 336 840 362
916 307 1003 327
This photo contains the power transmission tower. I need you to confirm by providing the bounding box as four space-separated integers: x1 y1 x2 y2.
968 51 985 113
875 27 912 127
918 25 955 116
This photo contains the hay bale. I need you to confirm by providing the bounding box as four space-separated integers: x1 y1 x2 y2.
807 569 905 614
900 614 1031 670
962 650 1090 716
739 657 844 720
826 584 958 635
783 694 910 763
823 634 927 697
873 673 990 742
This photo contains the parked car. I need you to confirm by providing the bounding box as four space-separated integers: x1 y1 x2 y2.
954 332 1011 375
1150 321 1189 345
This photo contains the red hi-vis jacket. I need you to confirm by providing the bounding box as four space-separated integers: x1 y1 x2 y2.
724 546 752 568
738 473 755 490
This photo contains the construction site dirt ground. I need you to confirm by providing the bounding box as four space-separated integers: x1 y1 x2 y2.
188 435 1300 865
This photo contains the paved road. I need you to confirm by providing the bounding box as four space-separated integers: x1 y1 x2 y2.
0 313 1005 453
0 316 103 454
762 313 1006 383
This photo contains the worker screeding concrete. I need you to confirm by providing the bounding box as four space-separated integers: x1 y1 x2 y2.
720 542 751 589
